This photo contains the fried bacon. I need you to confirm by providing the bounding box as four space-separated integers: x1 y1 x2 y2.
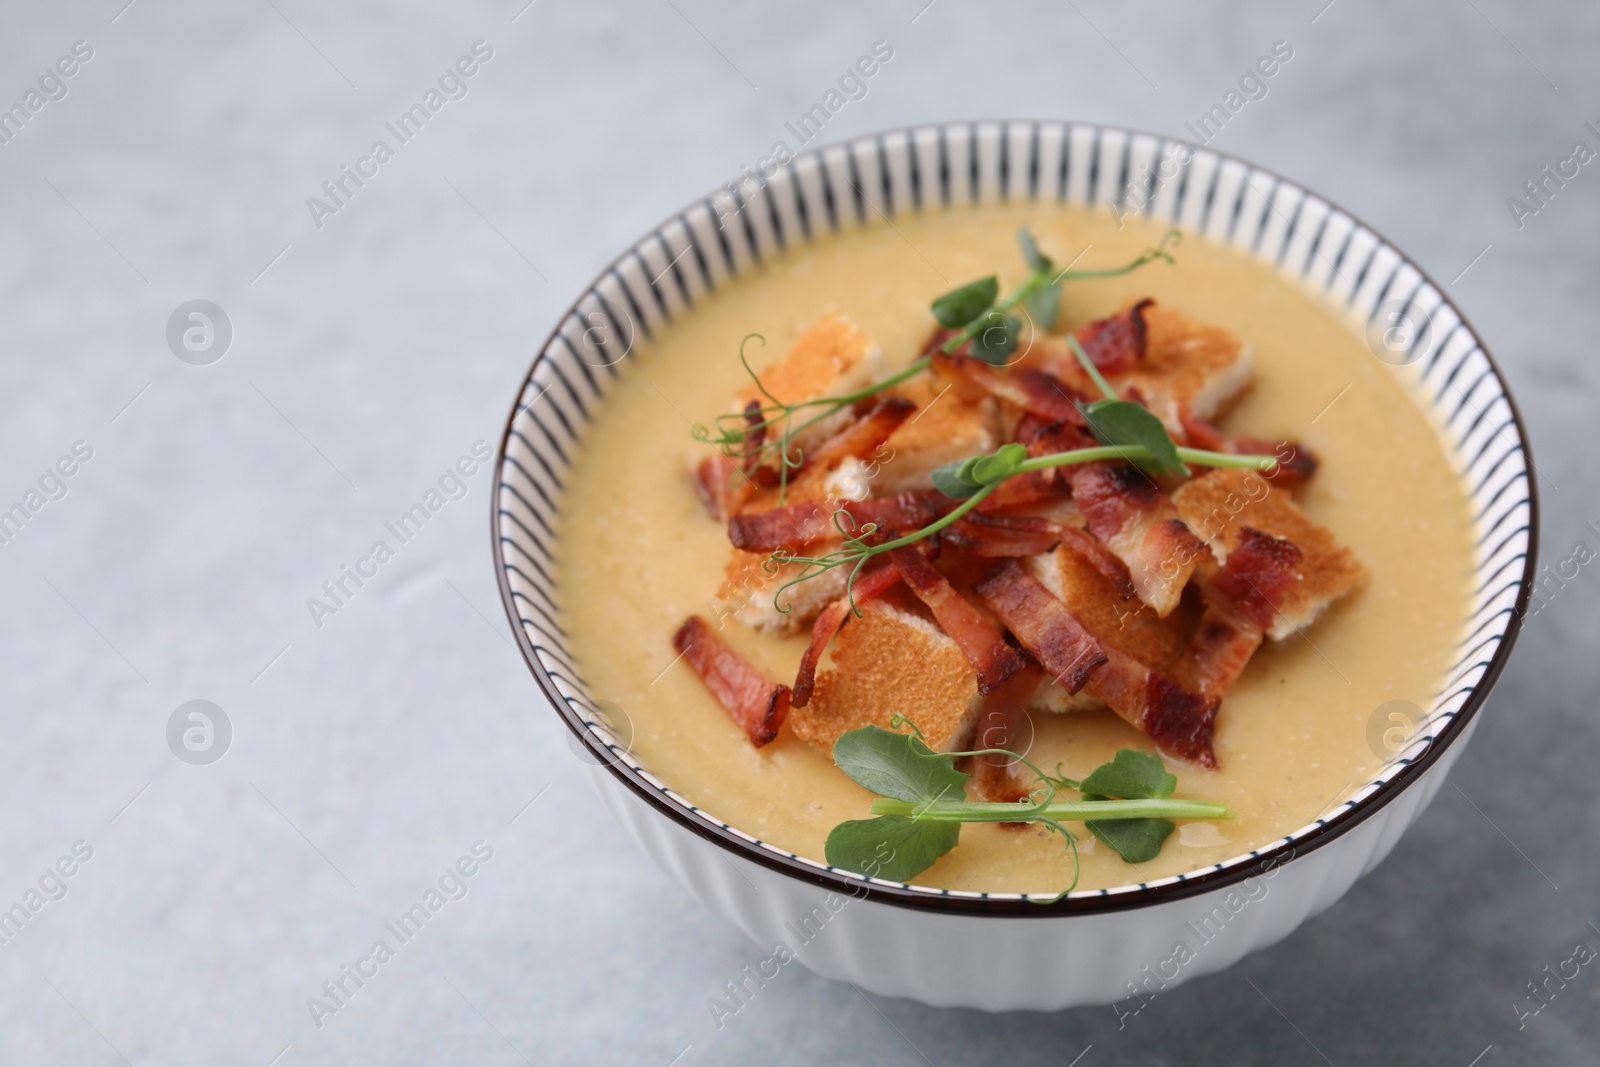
1057 526 1137 600
1189 527 1303 697
694 455 755 521
839 491 952 539
932 353 1089 423
1085 646 1222 767
1074 299 1153 376
1068 462 1206 617
943 513 1062 558
1178 408 1318 490
976 559 1219 765
968 666 1045 803
727 499 830 553
672 615 791 746
974 560 1106 694
791 563 904 707
795 396 915 475
888 546 1024 695
693 400 766 520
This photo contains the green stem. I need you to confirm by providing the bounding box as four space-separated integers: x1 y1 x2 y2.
1014 445 1278 474
870 797 1232 822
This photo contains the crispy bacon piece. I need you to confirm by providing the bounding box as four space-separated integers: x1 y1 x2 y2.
791 563 904 707
694 455 755 521
1178 408 1318 490
932 353 1090 423
974 470 1075 512
672 615 791 746
796 396 916 475
839 491 952 538
1085 646 1222 767
968 666 1046 803
974 561 1107 694
1189 527 1303 697
1068 462 1206 617
726 499 829 552
1074 299 1153 376
1057 526 1137 600
693 400 767 520
888 546 1024 695
944 513 1062 558
976 559 1220 765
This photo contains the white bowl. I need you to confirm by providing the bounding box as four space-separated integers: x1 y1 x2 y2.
492 121 1536 1012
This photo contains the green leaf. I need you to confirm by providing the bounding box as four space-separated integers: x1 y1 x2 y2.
931 276 999 329
968 311 1020 365
969 442 1027 485
1086 816 1174 863
832 725 970 805
1080 399 1189 478
1023 282 1061 332
1078 748 1177 799
931 460 982 499
825 815 961 882
1017 227 1053 273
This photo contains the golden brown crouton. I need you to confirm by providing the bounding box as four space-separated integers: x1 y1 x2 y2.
1172 468 1366 640
871 376 1001 495
789 602 983 754
1024 545 1196 713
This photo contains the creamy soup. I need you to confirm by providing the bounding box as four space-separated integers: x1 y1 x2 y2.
555 205 1473 894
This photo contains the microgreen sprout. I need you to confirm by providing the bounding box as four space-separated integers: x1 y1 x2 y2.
692 228 1183 501
823 717 1230 896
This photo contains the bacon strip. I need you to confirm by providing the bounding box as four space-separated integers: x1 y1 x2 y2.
1085 645 1222 767
943 513 1062 558
967 666 1045 803
693 455 755 521
727 500 829 552
888 546 1024 695
975 559 1219 764
1074 299 1153 376
1189 527 1303 697
790 564 904 707
1178 408 1318 491
1069 462 1206 617
932 353 1089 423
796 396 915 474
693 400 767 520
839 491 952 539
672 616 791 746
1057 526 1137 600
974 561 1107 694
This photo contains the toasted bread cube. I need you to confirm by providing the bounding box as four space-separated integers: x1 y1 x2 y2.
790 603 982 754
1172 469 1366 641
735 312 886 452
1123 303 1255 425
714 550 850 638
1024 545 1194 713
872 376 1000 495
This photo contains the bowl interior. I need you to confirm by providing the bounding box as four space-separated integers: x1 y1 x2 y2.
492 121 1533 912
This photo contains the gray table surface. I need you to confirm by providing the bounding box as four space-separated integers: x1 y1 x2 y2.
1 1 1596 1064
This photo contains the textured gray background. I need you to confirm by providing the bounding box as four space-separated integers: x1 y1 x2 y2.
0 1 1595 1064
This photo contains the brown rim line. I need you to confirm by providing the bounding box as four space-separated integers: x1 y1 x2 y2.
490 120 1538 916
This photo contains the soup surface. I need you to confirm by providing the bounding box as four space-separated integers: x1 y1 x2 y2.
555 204 1473 894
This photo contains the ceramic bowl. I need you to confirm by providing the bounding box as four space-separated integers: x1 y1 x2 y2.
491 120 1535 1011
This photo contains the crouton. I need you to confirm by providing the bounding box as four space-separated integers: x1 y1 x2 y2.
789 602 983 754
1173 468 1366 640
735 312 887 453
872 375 1000 495
1023 545 1195 714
